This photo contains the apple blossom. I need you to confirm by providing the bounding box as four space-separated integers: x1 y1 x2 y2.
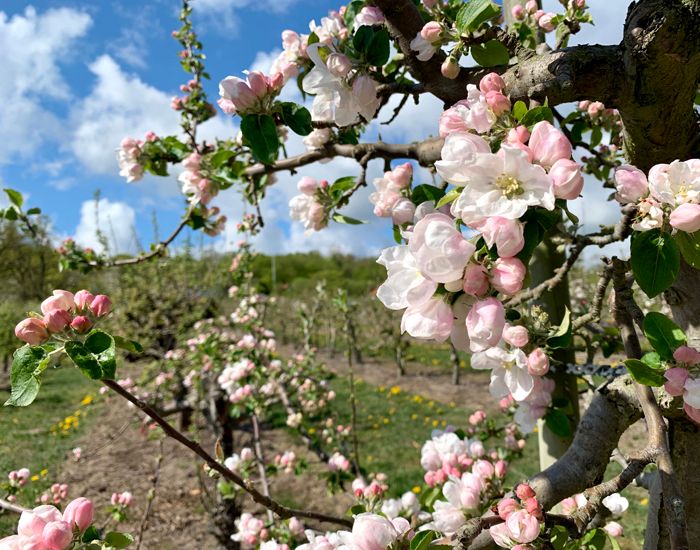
485 91 511 116
491 257 527 295
604 521 624 538
648 159 700 207
337 513 403 550
528 121 572 169
435 132 491 185
674 346 700 364
466 298 506 352
538 12 555 32
41 290 75 315
549 159 584 200
441 57 460 79
479 72 505 94
614 165 648 204
632 197 665 231
354 6 384 27
462 263 490 297
42 521 72 550
670 203 700 232
437 85 496 136
503 325 529 348
527 348 549 376
44 309 71 333
391 198 416 225
376 245 437 310
472 217 525 258
91 295 112 317
475 347 534 401
410 33 437 61
15 318 49 345
70 316 92 334
490 510 540 547
450 147 555 224
401 297 453 342
602 493 629 516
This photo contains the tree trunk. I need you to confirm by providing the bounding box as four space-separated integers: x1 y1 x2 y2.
450 342 461 386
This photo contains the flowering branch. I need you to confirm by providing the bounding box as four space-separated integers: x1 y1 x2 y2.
101 379 353 528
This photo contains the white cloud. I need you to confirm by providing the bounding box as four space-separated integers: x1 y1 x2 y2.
0 6 92 164
194 0 299 32
74 198 139 255
70 54 236 183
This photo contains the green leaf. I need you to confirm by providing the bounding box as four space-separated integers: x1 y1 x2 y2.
630 229 680 298
3 188 23 208
82 526 101 543
332 213 365 225
26 207 41 215
367 28 390 66
343 0 364 27
555 198 579 224
517 208 561 264
410 530 437 550
550 525 569 550
641 351 661 369
4 346 45 407
393 224 403 243
520 106 554 128
65 330 117 380
411 184 445 205
240 114 279 164
512 100 527 121
104 532 134 548
113 335 143 354
470 39 510 67
547 307 572 349
544 408 572 437
353 26 374 54
643 312 687 360
3 206 18 221
436 188 461 209
624 359 666 387
280 102 313 136
330 176 356 198
208 149 236 169
674 230 700 268
455 0 501 34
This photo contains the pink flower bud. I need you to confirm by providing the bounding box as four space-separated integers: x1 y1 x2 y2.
472 216 525 258
515 483 536 500
533 9 545 20
578 100 590 111
479 73 505 95
62 498 93 533
525 0 537 13
503 325 529 348
670 203 700 233
356 6 385 26
70 316 92 334
268 71 284 91
15 318 49 345
42 521 73 550
614 165 648 204
391 198 416 225
528 121 572 169
506 125 530 144
420 21 442 42
495 460 507 478
297 176 318 195
469 410 487 425
674 346 700 365
491 257 526 295
664 367 689 396
41 290 75 315
466 297 506 351
485 91 511 116
241 447 255 461
527 348 549 376
441 57 460 80
44 309 71 333
463 263 490 296
171 96 183 110
538 12 555 32
603 521 624 538
326 53 352 77
497 497 519 520
73 290 95 310
90 295 112 317
511 4 525 20
386 163 413 189
587 101 604 118
246 71 269 98
549 159 583 200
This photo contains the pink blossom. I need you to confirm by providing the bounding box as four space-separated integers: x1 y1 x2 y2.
614 165 648 204
497 498 519 520
491 510 540 547
587 101 604 118
525 0 537 13
538 12 555 32
18 505 63 539
409 213 475 283
485 91 511 116
479 73 505 94
463 263 490 296
466 298 506 352
42 521 72 550
549 159 584 200
503 325 529 348
491 257 526 295
435 132 491 183
665 368 689 397
326 53 352 77
355 6 385 26
341 513 401 550
391 198 416 225
420 21 442 42
511 4 524 20
515 483 536 500
15 318 49 345
603 521 624 538
472 217 525 258
674 346 700 365
670 203 700 233
401 297 453 342
41 291 75 315
44 309 71 333
90 295 112 317
73 290 95 310
297 176 319 195
441 58 460 80
70 316 92 334
528 121 572 169
507 125 530 144
527 348 549 376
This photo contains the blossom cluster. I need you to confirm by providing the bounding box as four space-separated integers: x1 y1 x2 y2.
663 346 700 423
0 498 94 550
613 158 700 233
289 177 330 232
218 71 284 116
14 289 112 346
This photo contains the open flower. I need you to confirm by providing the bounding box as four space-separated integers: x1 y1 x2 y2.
472 347 534 401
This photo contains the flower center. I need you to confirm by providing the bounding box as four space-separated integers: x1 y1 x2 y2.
495 174 523 199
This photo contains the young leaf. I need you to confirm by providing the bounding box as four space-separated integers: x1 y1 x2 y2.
4 346 45 407
520 106 554 128
411 184 445 205
624 359 666 387
512 100 527 121
353 25 374 54
280 102 313 136
65 330 117 380
332 213 365 225
3 188 24 208
436 188 461 208
643 312 687 360
630 229 680 298
547 307 572 349
104 532 134 549
240 114 279 164
367 28 390 67
410 530 437 550
470 39 510 67
455 0 501 34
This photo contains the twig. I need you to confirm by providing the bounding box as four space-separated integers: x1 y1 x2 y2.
251 414 274 523
0 498 28 515
135 438 165 550
101 379 352 527
572 262 614 330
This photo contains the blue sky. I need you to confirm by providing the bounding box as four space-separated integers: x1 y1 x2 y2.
0 0 631 258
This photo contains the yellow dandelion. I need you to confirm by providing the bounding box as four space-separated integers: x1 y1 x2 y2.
40 469 48 477
459 360 467 368
383 418 390 424
411 414 418 420
427 401 434 408
308 428 316 435
81 395 93 406
432 420 439 427
31 475 39 482
390 386 401 395
640 497 649 506
412 486 421 494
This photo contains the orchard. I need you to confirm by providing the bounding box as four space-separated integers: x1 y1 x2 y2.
1 0 700 549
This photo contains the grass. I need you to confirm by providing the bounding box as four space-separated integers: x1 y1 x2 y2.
0 366 100 534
